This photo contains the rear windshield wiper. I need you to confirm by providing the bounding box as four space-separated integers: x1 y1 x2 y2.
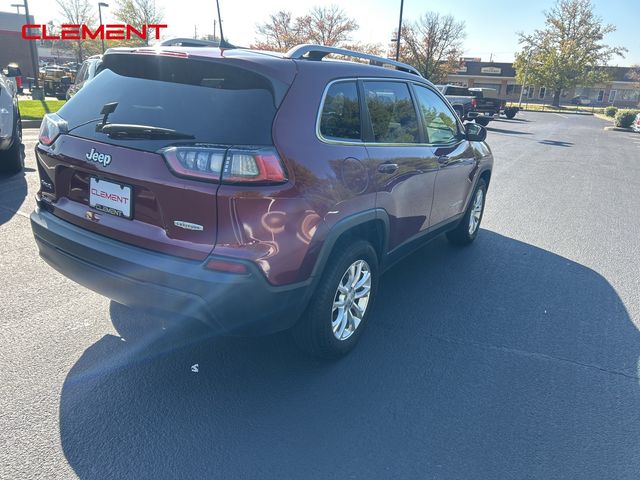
99 124 195 140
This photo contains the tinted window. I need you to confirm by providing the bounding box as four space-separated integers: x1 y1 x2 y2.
75 63 88 84
413 85 460 144
447 86 471 96
58 55 280 151
363 81 419 144
319 81 361 141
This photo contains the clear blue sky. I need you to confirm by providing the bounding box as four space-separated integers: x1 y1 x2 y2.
7 0 639 65
390 0 638 65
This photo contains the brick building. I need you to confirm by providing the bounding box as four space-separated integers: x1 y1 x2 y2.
446 61 640 108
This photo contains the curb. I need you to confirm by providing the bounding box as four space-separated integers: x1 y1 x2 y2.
517 108 594 116
604 126 634 132
22 119 42 129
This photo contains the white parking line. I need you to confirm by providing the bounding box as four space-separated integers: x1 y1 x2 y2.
553 113 568 119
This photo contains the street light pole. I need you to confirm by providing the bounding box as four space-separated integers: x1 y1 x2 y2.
394 0 404 61
98 2 109 54
10 3 24 14
518 50 533 108
21 0 40 92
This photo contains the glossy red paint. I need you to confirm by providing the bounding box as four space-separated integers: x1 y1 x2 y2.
36 135 218 260
34 46 493 291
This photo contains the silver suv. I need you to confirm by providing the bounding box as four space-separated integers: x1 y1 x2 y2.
0 68 23 174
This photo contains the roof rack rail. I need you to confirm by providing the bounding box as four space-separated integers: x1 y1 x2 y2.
284 44 422 77
158 37 237 49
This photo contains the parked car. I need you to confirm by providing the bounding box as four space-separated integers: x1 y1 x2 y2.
0 68 23 174
66 55 102 100
468 87 519 120
31 44 493 358
40 65 73 100
570 95 591 106
436 84 495 125
4 63 23 94
633 113 640 133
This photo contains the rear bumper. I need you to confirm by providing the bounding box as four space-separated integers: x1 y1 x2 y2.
468 111 496 120
30 208 310 334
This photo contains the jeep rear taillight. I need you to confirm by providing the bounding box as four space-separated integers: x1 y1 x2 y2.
161 146 287 185
161 146 225 181
222 148 287 184
471 98 477 108
39 113 68 146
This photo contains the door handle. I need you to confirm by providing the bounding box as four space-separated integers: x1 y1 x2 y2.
377 163 398 174
437 155 450 166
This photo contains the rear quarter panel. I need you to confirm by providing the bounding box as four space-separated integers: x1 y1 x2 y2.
215 63 377 285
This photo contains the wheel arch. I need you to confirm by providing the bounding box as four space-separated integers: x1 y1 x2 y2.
479 169 492 187
308 209 390 283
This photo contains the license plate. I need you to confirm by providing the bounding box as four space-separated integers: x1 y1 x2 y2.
89 177 132 219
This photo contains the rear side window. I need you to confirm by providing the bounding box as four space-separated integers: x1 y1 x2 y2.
413 85 460 145
363 81 419 144
446 86 470 96
75 62 88 83
58 54 282 151
319 81 361 141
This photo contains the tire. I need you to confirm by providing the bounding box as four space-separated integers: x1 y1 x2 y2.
505 110 517 119
0 116 24 174
475 117 490 126
292 239 379 359
446 178 487 246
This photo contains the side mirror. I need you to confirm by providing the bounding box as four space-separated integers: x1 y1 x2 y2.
465 122 487 142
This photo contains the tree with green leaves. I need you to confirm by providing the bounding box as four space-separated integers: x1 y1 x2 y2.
397 13 466 84
113 0 164 46
514 0 626 107
56 0 97 62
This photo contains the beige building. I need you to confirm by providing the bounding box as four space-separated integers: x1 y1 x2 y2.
446 61 640 108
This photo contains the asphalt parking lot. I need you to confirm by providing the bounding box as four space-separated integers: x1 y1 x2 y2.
1 112 639 479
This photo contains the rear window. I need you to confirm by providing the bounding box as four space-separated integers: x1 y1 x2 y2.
446 86 470 96
319 81 361 141
58 54 282 151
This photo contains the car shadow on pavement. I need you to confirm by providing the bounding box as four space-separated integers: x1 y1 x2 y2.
485 126 532 135
0 169 27 226
539 139 574 147
59 231 640 479
496 117 531 123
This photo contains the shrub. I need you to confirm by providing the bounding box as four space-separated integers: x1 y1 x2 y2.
604 106 617 117
614 110 637 128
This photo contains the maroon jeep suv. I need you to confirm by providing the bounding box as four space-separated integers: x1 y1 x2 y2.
31 44 493 358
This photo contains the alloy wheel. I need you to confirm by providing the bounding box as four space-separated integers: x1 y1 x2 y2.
468 189 484 235
331 260 371 341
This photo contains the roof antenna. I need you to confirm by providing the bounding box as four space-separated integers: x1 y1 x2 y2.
215 0 233 49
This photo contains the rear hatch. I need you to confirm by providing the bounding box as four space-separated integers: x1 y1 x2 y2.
35 49 294 260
